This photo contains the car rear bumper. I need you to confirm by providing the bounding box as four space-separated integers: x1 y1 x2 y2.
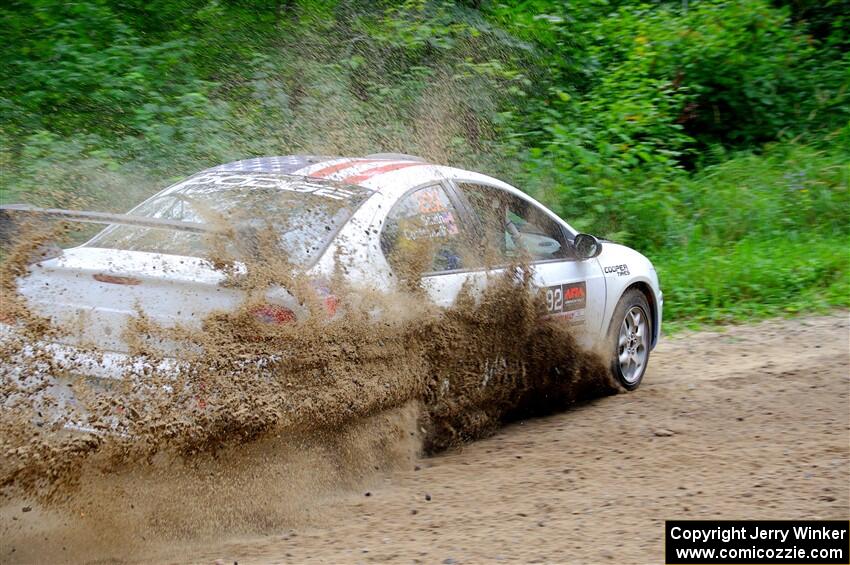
0 322 180 379
0 322 182 433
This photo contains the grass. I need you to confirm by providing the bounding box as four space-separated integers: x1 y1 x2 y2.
655 235 850 332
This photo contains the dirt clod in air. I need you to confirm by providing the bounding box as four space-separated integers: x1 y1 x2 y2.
0 211 615 549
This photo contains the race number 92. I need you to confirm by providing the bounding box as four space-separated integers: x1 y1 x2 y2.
546 286 563 313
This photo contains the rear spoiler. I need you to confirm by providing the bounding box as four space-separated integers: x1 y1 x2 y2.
0 204 222 234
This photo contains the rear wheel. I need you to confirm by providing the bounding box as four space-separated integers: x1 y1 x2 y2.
609 289 652 390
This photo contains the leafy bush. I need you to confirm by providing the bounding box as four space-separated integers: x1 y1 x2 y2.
0 0 214 136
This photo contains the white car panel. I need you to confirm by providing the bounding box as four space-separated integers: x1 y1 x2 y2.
18 247 245 353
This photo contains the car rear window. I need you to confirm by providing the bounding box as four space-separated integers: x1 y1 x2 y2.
85 171 373 266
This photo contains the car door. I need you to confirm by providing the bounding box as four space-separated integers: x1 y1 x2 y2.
379 182 484 304
447 181 608 347
377 180 607 347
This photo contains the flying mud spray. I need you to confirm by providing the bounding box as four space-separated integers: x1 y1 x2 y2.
0 72 615 565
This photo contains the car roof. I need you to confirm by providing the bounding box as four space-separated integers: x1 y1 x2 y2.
201 154 520 200
203 154 427 176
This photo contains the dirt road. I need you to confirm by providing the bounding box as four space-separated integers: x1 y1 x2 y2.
176 313 847 564
3 313 849 564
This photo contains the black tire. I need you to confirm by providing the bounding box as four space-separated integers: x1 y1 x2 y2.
607 289 652 390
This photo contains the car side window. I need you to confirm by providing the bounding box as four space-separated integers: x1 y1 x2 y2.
380 184 473 274
457 182 569 263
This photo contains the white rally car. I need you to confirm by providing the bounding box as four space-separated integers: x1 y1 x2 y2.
2 154 662 390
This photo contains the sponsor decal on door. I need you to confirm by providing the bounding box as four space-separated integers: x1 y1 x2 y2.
544 281 586 325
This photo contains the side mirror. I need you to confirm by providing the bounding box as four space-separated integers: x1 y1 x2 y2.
573 233 602 260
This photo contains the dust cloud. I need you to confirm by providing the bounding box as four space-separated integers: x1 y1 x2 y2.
0 185 614 561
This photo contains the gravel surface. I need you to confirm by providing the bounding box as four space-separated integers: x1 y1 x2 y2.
189 313 849 564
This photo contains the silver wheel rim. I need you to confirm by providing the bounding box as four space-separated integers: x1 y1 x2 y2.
617 306 648 385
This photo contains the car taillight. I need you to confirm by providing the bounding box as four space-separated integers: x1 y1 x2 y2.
250 304 297 325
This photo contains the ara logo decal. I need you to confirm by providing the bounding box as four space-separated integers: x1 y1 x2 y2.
604 264 630 276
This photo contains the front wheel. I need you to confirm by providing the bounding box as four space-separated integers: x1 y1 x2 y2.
608 289 652 390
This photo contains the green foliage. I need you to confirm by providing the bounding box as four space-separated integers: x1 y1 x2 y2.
657 235 850 327
495 0 848 149
0 0 847 326
0 0 215 136
650 145 850 326
538 142 850 250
